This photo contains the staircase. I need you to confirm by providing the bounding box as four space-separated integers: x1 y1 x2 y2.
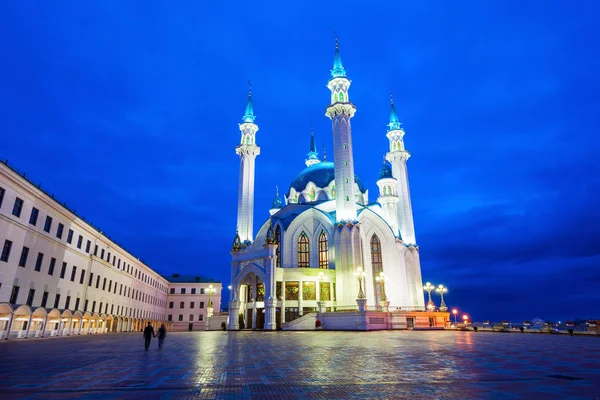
282 313 317 331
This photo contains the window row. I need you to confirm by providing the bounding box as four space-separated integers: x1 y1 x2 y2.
168 301 205 309
0 185 167 294
168 287 207 295
167 314 204 322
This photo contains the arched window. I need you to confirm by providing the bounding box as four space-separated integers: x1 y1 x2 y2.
318 231 328 269
371 234 384 303
339 91 345 102
298 232 309 268
275 225 281 268
345 195 349 201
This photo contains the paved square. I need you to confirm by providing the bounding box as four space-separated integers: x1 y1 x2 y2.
0 331 598 399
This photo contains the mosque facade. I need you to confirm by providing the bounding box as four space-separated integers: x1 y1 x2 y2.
228 39 425 330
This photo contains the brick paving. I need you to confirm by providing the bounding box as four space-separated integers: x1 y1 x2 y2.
0 330 598 399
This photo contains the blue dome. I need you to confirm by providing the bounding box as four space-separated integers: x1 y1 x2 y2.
289 161 366 194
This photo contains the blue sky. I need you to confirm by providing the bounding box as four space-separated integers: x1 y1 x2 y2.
1 1 598 322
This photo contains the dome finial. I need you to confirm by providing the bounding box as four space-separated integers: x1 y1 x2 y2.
271 186 282 210
242 80 255 123
306 125 320 166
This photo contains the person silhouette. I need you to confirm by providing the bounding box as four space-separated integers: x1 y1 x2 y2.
157 324 167 349
143 322 155 351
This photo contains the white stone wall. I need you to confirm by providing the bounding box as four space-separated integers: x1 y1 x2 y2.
166 282 221 331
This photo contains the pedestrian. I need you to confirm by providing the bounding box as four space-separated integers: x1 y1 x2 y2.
157 324 167 349
143 322 155 351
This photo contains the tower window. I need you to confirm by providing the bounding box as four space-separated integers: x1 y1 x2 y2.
339 92 345 102
298 232 309 268
343 144 347 149
275 225 281 268
345 196 349 201
344 160 348 166
371 234 384 303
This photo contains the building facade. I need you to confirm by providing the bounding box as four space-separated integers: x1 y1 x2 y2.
0 161 220 339
164 275 221 331
228 39 425 331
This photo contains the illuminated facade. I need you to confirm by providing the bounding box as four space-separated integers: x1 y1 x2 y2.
0 162 221 339
228 39 425 330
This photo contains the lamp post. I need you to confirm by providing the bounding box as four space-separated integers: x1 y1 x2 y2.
423 282 435 311
354 267 366 299
317 272 326 313
462 315 469 326
207 284 216 308
436 285 448 312
452 309 458 326
375 272 387 302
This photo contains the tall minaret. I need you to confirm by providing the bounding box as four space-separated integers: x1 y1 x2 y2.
235 82 260 242
376 159 400 236
325 35 357 222
305 127 320 167
385 93 416 244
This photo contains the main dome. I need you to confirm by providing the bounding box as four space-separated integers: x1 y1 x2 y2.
287 161 367 204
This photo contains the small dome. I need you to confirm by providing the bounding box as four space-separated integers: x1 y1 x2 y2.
378 161 394 180
289 161 366 195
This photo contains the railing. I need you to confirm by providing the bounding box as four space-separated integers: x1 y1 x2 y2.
462 321 599 334
331 305 358 312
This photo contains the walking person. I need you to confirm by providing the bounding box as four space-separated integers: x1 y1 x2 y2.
143 322 155 351
157 324 167 349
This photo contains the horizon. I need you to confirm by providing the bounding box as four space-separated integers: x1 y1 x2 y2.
1 1 598 322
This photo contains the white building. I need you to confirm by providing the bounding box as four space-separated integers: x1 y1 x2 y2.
228 39 425 330
0 161 220 339
164 274 221 331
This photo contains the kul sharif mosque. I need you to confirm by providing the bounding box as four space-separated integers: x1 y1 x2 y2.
227 38 425 330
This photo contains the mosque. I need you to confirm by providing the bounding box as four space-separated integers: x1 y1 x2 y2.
227 39 426 330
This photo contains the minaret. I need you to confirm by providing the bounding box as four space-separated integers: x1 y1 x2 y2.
325 35 357 222
376 159 400 236
235 82 260 242
305 127 320 167
385 93 416 244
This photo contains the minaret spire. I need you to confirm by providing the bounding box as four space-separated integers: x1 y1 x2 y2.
305 125 320 167
236 82 261 242
385 91 416 244
331 31 346 78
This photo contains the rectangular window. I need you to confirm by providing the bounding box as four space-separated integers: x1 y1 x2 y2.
43 216 53 233
54 294 61 309
60 262 67 279
200 301 204 309
191 288 196 294
85 240 91 253
64 296 71 309
34 252 44 272
67 229 73 244
178 315 183 321
80 269 85 284
67 265 75 282
190 302 195 309
189 314 194 321
56 223 64 239
101 249 105 259
29 207 39 225
18 246 29 267
117 259 121 269
1 240 13 262
169 302 174 309
108 280 112 292
75 297 80 311
112 256 115 266
12 198 23 217
168 314 173 321
41 291 49 308
199 314 204 321
285 281 299 300
92 301 96 313
77 235 83 249
88 272 94 286
94 245 98 256
180 302 184 309
170 288 175 294
9 286 19 304
84 299 89 311
181 288 186 294
107 252 111 263
200 288 205 294
102 278 106 291
111 304 114 314
26 289 35 306
48 257 56 275
0 186 4 208
119 284 122 296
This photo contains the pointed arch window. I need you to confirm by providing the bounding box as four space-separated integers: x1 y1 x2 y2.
318 231 328 269
298 232 310 268
339 91 345 102
371 234 384 303
275 225 281 268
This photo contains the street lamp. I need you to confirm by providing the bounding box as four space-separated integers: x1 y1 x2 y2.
375 272 387 301
452 309 458 326
436 285 448 312
423 282 435 310
207 284 216 308
462 314 469 325
354 267 366 299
